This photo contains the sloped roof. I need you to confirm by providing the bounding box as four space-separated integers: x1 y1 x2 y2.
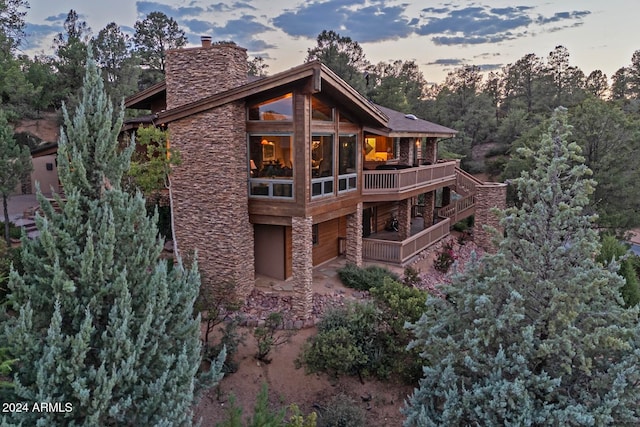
370 104 457 138
124 59 457 139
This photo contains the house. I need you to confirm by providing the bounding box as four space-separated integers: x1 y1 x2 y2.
125 37 506 319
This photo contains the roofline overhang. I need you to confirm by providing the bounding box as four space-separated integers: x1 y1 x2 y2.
363 126 457 139
124 81 166 109
129 61 387 128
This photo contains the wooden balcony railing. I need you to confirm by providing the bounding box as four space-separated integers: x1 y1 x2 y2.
454 167 484 196
363 218 451 264
362 161 457 195
437 194 475 224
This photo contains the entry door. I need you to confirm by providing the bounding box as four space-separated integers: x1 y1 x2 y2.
254 224 286 280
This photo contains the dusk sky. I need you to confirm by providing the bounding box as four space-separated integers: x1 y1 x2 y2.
23 0 639 85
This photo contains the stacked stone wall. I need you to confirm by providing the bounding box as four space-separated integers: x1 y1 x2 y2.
291 217 313 318
169 102 254 299
346 203 363 267
398 199 411 239
474 183 507 252
424 137 437 163
422 191 435 227
165 44 248 109
165 43 253 301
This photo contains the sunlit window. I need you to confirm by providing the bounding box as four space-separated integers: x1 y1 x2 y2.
312 96 333 121
248 93 293 121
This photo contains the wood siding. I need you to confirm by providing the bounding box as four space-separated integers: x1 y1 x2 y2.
312 218 341 266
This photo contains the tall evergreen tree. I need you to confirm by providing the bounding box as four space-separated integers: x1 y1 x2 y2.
0 109 31 242
2 52 223 425
306 30 369 94
404 108 640 426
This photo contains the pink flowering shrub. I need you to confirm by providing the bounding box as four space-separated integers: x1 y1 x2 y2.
433 242 458 273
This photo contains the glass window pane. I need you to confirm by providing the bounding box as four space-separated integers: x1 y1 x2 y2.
311 135 333 178
249 135 294 179
312 96 333 121
248 93 293 120
339 135 356 175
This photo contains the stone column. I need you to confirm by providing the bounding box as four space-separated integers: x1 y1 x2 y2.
398 137 412 165
474 183 508 252
398 199 412 240
346 203 363 267
422 191 435 228
424 137 437 164
291 216 313 319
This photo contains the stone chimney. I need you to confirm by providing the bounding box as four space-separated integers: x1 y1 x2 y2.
165 38 248 109
200 35 212 47
164 39 255 301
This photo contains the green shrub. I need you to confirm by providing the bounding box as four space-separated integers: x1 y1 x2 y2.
369 278 428 382
298 302 380 379
318 394 365 427
597 234 640 307
0 222 22 240
300 280 427 383
254 312 292 363
218 383 318 427
402 266 421 287
337 264 399 291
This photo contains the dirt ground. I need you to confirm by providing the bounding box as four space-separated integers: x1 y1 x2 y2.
194 325 413 426
193 235 478 427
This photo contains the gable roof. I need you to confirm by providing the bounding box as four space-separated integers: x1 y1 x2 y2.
368 104 457 138
124 60 458 138
125 61 388 128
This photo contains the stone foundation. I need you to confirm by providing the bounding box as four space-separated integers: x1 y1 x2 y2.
474 183 507 252
398 199 411 239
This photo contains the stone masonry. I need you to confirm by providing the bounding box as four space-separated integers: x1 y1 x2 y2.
346 203 363 267
398 198 412 240
422 191 435 227
165 42 255 300
474 183 508 252
291 216 313 318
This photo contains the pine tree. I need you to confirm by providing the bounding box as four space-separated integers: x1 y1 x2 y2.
1 52 224 426
0 109 32 243
403 107 640 426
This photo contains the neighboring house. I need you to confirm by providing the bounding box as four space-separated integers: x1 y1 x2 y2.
125 37 506 318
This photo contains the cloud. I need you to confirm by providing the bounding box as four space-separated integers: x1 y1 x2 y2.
427 58 465 66
136 1 205 19
273 1 591 48
273 0 414 43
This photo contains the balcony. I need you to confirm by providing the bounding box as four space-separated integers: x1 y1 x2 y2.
363 218 451 265
362 161 457 201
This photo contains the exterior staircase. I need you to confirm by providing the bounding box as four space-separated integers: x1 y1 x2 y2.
14 197 64 240
437 167 484 224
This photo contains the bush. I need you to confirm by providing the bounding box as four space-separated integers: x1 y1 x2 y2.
433 242 458 273
218 383 318 427
318 394 365 427
298 302 380 379
300 279 428 383
254 312 292 363
337 264 399 291
0 222 22 240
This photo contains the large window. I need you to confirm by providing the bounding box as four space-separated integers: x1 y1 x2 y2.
338 134 357 192
364 136 395 162
311 96 333 121
248 93 293 121
311 134 333 197
249 134 294 198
